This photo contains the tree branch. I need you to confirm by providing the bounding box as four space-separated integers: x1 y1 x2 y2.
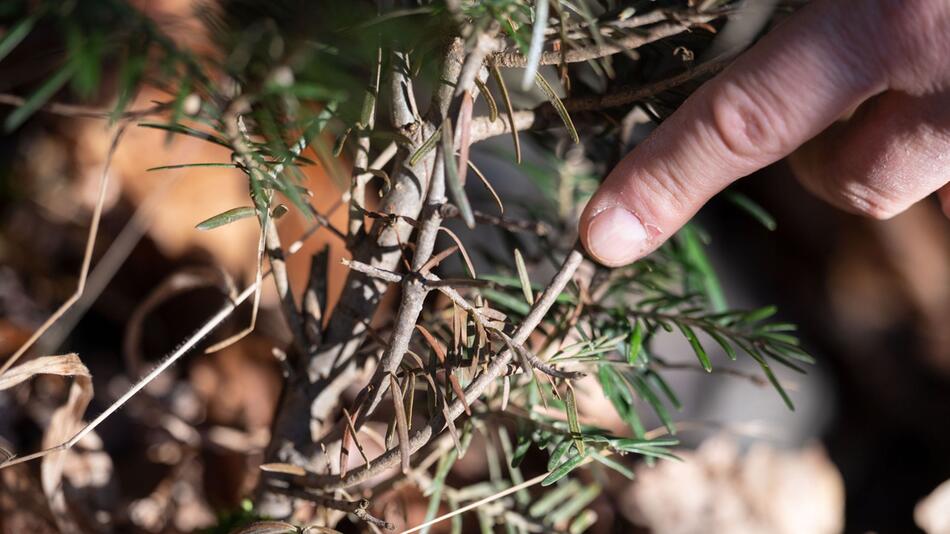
467 53 735 144
259 40 471 517
265 484 394 530
491 17 718 68
300 246 584 491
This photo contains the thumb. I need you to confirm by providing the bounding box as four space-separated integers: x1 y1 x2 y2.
580 0 886 266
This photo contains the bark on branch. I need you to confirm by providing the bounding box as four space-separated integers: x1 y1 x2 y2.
295 246 584 491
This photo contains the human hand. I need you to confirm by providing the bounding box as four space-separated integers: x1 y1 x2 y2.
579 0 950 267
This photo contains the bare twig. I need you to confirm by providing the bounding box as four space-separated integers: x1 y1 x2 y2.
558 52 735 112
266 485 395 530
491 17 718 67
496 331 585 380
340 258 403 284
440 204 551 236
468 54 735 144
302 247 584 491
353 144 448 421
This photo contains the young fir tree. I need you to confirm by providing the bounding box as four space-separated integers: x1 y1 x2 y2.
0 0 811 531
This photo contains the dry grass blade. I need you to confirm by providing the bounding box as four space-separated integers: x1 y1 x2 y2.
390 373 411 473
490 62 522 164
419 245 459 275
534 72 579 143
465 158 504 214
204 227 264 354
260 463 308 476
414 324 470 416
415 324 447 362
436 227 477 278
340 407 370 477
473 78 498 122
0 124 126 376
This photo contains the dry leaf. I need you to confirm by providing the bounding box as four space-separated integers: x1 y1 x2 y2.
0 354 89 391
0 353 96 534
260 463 307 477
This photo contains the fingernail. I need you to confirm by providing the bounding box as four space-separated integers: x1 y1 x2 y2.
586 207 648 266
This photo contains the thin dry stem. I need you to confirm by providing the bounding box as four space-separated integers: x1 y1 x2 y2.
0 124 127 376
468 54 734 144
491 16 718 67
1 278 259 470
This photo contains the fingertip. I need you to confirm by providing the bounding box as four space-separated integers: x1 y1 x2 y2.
580 204 651 267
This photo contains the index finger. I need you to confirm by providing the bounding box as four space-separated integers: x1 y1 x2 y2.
579 0 889 266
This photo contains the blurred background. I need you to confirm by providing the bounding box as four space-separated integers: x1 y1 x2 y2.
2 1 950 533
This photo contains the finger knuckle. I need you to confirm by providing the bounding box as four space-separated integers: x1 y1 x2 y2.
836 181 902 220
709 80 788 164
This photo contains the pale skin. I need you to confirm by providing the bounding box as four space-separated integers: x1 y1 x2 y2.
580 0 950 267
